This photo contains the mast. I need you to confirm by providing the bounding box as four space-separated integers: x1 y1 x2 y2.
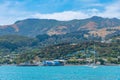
93 43 96 65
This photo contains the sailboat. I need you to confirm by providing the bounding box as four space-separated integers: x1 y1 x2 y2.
87 43 98 68
90 43 98 68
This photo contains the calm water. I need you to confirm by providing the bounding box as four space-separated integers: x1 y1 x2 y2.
0 66 120 80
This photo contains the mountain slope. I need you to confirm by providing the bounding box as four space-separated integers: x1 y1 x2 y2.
0 16 120 37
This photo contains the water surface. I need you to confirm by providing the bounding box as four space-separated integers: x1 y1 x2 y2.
0 66 120 80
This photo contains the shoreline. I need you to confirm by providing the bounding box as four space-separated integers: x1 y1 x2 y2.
64 64 120 66
0 64 120 66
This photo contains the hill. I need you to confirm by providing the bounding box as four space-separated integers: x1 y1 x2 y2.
0 16 120 38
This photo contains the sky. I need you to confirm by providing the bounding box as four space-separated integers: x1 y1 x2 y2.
0 0 120 25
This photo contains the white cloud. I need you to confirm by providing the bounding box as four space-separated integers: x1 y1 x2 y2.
0 0 120 25
0 1 33 25
78 0 98 3
97 0 120 18
32 11 89 21
90 3 104 7
32 0 120 21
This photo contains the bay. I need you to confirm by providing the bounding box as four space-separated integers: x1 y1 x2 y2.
0 66 120 80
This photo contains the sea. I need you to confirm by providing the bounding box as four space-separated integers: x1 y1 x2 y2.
0 65 120 80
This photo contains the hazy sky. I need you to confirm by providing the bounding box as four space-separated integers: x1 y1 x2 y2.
0 0 120 25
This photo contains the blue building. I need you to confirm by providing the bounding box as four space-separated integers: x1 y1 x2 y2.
42 60 65 66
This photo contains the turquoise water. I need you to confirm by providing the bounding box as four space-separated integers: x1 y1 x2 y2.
0 66 120 80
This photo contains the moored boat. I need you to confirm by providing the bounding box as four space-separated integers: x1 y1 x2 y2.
17 62 39 66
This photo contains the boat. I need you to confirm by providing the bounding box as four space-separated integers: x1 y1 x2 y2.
17 62 39 66
86 43 98 68
88 63 98 68
90 43 98 68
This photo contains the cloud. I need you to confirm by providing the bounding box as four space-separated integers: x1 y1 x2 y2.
32 11 89 21
31 0 120 21
0 1 33 25
90 3 104 7
78 0 98 3
98 0 120 18
0 0 120 25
